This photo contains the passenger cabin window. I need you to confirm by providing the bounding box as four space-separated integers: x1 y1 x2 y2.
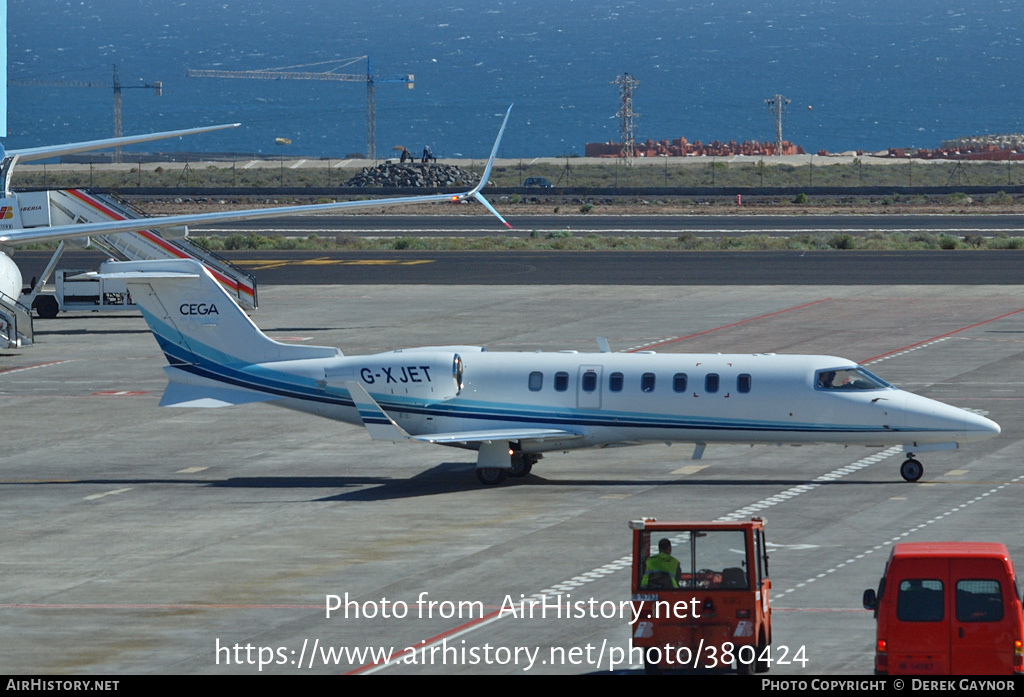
956 580 1003 622
554 371 569 392
737 374 751 393
673 373 688 392
641 373 656 393
705 374 719 393
816 367 891 391
528 371 543 392
609 372 624 392
581 371 597 392
896 579 944 622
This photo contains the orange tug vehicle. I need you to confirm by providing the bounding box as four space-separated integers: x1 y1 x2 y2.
629 517 772 675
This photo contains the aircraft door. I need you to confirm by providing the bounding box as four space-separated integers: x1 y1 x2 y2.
577 365 603 410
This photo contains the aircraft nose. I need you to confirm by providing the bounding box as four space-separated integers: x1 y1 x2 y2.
902 393 1000 442
963 409 1000 439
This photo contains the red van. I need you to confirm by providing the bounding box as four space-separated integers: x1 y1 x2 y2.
863 542 1024 675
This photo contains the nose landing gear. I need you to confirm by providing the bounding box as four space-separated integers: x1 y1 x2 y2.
900 455 923 482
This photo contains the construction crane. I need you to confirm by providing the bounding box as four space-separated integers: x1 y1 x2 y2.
186 56 413 160
11 64 162 162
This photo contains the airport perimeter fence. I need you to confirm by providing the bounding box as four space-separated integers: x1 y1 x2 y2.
12 157 1024 196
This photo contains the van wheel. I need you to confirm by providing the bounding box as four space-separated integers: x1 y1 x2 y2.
736 655 755 675
755 638 771 673
34 295 59 319
644 649 662 675
900 458 923 482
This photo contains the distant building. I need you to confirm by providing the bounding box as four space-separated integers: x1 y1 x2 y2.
887 134 1024 161
585 136 804 158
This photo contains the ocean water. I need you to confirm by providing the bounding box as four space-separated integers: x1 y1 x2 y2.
6 0 1022 158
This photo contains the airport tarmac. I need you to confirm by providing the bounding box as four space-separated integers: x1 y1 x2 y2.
2 282 1023 675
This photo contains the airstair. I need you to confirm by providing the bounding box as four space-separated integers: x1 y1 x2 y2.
44 189 257 309
2 188 257 348
0 290 33 347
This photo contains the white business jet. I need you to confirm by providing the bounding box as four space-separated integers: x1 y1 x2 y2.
85 255 1001 485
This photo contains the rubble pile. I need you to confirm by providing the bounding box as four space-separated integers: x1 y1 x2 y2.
344 162 480 188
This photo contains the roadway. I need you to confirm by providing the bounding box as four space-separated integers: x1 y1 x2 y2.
14 249 1024 286
2 225 1024 676
188 213 1024 237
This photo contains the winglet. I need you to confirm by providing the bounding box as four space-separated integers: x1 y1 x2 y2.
345 382 411 442
461 105 513 229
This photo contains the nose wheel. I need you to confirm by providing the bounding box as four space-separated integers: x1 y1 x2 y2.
900 456 923 482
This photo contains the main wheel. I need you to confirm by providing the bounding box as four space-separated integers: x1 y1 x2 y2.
509 453 536 478
900 458 923 482
476 468 508 486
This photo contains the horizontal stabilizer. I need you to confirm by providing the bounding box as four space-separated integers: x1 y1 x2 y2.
79 269 200 281
412 428 581 445
159 366 281 408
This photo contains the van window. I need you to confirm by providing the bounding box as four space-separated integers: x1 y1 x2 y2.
673 373 688 392
609 372 624 392
641 373 655 393
554 372 569 391
897 579 944 622
581 371 597 392
528 371 543 391
705 374 719 393
956 580 1004 622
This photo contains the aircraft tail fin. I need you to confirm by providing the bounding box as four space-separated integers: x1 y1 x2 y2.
95 259 339 368
462 105 513 229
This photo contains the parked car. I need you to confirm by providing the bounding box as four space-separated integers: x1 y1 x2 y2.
523 177 553 188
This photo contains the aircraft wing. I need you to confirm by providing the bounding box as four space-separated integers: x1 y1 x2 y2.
411 429 582 445
6 123 241 163
346 382 580 444
0 106 513 248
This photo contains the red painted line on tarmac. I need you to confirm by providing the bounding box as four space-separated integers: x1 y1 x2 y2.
90 390 149 396
630 298 832 352
859 307 1024 364
0 360 71 375
346 608 504 675
771 607 865 613
1 603 319 609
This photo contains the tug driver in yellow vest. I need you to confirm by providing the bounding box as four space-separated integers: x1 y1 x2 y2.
642 538 682 589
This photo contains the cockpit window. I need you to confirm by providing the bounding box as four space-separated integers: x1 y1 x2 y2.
816 367 892 391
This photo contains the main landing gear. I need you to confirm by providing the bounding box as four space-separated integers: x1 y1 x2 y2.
475 450 540 486
509 451 538 478
900 454 923 482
